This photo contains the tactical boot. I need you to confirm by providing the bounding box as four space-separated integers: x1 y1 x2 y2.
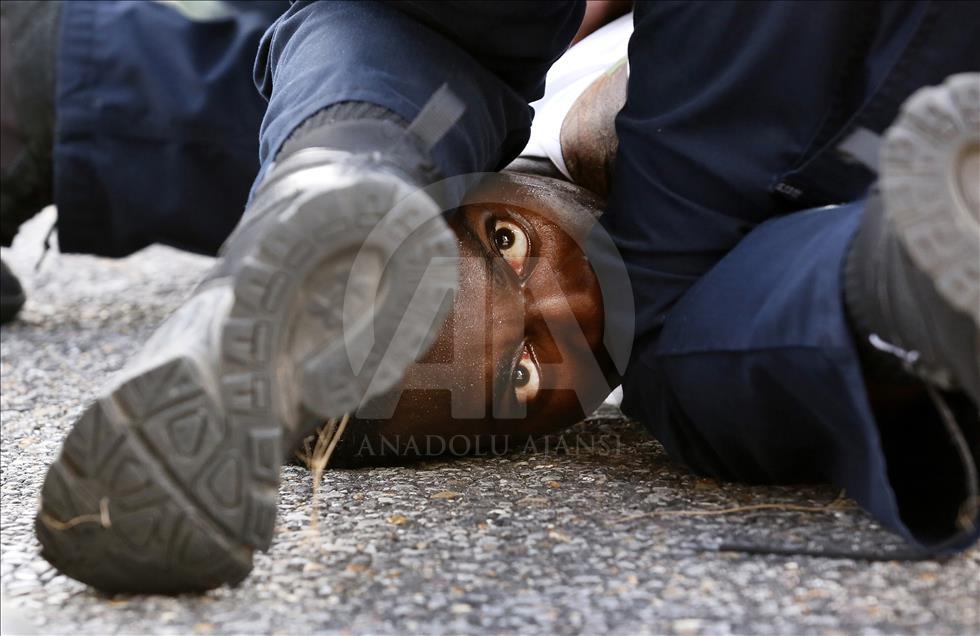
0 257 25 323
34 114 459 593
845 73 980 407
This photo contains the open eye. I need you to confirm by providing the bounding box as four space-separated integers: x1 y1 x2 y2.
492 219 530 276
512 347 541 403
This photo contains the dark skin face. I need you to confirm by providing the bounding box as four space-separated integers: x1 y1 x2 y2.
329 176 615 464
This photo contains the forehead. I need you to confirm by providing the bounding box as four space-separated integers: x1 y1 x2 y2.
458 172 603 239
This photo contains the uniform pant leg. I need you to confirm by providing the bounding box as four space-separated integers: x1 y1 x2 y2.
54 1 287 257
642 201 979 552
251 1 583 186
603 1 979 552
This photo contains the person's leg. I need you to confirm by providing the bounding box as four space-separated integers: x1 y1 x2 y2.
35 0 583 594
603 2 979 551
1 0 62 323
251 1 583 187
640 198 978 553
54 0 286 257
1 0 60 247
1 1 287 323
603 1 979 330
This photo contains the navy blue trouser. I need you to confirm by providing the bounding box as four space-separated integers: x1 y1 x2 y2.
54 0 285 256
51 1 979 551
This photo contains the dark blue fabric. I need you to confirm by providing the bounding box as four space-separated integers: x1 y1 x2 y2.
640 202 910 537
251 1 583 186
51 1 581 253
54 1 286 256
601 0 980 551
50 0 979 551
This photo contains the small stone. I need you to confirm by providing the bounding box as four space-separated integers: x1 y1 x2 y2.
693 478 718 491
516 496 549 506
673 618 703 635
430 491 460 500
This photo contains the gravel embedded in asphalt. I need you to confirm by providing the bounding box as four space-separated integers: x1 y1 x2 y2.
2 210 978 635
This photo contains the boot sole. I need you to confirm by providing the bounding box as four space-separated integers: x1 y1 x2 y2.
35 167 457 593
880 73 980 325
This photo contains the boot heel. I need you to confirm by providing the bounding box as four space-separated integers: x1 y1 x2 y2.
36 356 260 593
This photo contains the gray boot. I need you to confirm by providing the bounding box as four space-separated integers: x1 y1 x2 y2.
34 113 459 593
845 73 980 407
844 74 979 547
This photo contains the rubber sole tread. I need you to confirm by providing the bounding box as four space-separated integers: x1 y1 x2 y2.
36 164 457 593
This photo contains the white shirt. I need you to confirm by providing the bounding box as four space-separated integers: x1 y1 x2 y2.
523 13 633 179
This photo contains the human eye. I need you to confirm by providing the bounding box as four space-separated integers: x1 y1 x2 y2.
512 345 541 404
492 219 530 276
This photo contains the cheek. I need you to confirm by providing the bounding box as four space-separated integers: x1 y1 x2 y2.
495 397 583 438
383 389 453 432
554 237 604 344
370 388 498 441
371 328 492 429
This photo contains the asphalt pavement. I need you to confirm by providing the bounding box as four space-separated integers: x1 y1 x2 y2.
2 210 978 635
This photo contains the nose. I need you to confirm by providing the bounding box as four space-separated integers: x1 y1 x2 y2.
520 259 609 416
524 265 577 342
436 242 526 417
487 256 525 357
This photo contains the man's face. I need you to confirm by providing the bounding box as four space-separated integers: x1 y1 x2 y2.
331 175 616 463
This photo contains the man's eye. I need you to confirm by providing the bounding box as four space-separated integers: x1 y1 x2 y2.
492 220 530 276
512 349 540 403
